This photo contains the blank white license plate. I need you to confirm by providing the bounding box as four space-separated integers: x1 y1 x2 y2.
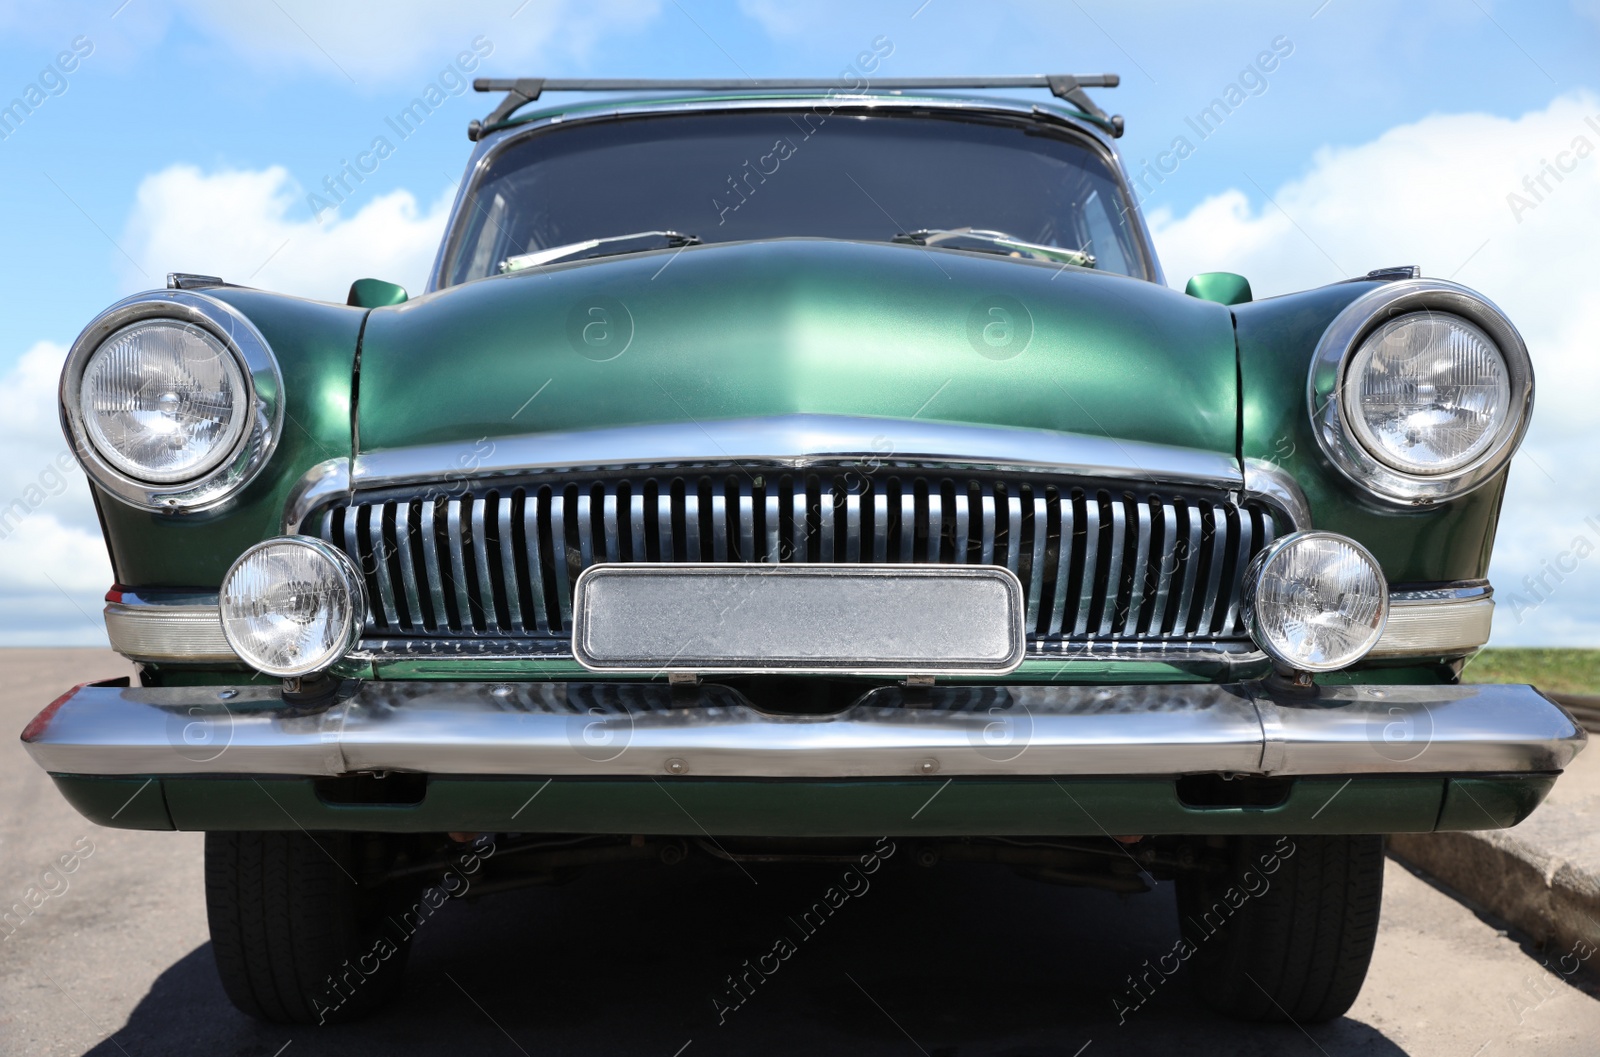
571 563 1026 675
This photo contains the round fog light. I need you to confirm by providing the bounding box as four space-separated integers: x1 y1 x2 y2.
1242 531 1388 673
220 537 366 677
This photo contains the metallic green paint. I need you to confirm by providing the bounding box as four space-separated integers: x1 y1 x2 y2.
355 239 1240 456
346 277 409 308
55 775 174 830
48 771 1540 836
1235 280 1509 583
93 290 363 587
1185 271 1253 306
1436 775 1558 830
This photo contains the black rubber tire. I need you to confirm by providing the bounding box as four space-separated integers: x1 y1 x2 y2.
205 831 411 1025
1175 834 1384 1023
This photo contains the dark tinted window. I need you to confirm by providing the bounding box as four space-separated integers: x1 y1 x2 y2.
444 109 1149 285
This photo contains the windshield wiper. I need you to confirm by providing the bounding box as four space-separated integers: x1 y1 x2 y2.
894 228 1096 269
500 230 699 273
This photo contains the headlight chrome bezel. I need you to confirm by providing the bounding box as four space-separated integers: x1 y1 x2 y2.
219 535 367 678
60 290 284 514
1308 279 1533 505
1242 529 1391 674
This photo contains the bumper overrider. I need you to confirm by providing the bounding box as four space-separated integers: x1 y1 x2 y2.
21 677 1584 837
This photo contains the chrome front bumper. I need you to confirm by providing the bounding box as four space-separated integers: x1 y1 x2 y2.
20 679 1585 780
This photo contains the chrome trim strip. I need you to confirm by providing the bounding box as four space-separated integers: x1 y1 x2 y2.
23 680 1583 779
1307 279 1535 505
283 458 351 534
60 290 285 515
1242 458 1312 530
354 415 1243 497
345 636 1266 668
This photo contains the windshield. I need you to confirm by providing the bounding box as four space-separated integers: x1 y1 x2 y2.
441 109 1152 286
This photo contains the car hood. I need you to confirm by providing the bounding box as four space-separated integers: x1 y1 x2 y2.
355 239 1239 462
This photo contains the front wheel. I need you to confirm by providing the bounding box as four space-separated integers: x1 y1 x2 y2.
1175 834 1384 1023
205 831 412 1025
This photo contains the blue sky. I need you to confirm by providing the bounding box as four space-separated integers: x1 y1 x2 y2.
2 0 1599 645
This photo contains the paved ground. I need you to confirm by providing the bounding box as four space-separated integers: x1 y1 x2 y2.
4 649 1600 1056
1392 721 1600 959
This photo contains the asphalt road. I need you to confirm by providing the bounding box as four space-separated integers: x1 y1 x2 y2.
4 648 1600 1056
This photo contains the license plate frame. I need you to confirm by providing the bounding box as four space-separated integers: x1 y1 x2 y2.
571 563 1027 675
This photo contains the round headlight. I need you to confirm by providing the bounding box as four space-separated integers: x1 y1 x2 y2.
220 537 366 678
1242 531 1388 673
1308 279 1533 505
78 319 249 484
1345 312 1510 475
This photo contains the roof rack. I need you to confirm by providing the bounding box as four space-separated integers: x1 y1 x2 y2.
467 75 1123 141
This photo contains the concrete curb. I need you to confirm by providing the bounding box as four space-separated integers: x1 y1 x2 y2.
1389 696 1600 956
1388 829 1600 955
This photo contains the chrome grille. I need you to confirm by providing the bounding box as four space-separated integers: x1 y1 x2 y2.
316 468 1279 649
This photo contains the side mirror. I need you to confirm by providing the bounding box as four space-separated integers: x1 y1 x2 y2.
1184 272 1253 306
347 278 409 308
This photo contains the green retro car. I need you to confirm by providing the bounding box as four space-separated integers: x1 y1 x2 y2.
24 75 1584 1027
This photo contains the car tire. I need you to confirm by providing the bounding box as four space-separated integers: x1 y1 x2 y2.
205 831 411 1025
1175 834 1384 1023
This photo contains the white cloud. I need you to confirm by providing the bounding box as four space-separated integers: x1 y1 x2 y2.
1150 90 1600 645
0 340 112 645
166 0 662 84
121 164 453 303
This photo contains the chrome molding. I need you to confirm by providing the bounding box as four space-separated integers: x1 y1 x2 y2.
1241 458 1312 531
283 457 351 534
1308 279 1535 506
22 679 1584 779
344 637 1267 669
1240 531 1391 674
430 94 1159 292
220 536 368 678
353 414 1242 492
59 289 285 514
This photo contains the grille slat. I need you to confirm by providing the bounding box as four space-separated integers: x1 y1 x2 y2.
1225 507 1255 634
1097 496 1126 638
445 499 473 631
1150 502 1179 635
419 500 447 632
979 485 996 566
1073 494 1100 637
952 486 970 564
1124 498 1152 638
369 503 401 629
324 468 1282 649
1198 503 1229 635
498 495 524 633
1175 503 1203 638
737 480 755 562
1047 493 1072 637
396 501 423 630
657 485 675 565
471 496 498 631
522 493 548 633
550 490 573 627
1027 492 1048 632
